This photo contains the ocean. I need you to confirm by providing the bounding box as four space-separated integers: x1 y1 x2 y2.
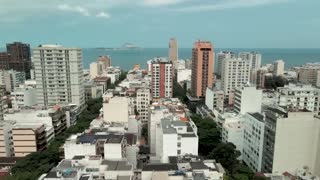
83 48 320 70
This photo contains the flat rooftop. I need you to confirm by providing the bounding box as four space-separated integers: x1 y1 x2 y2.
142 163 178 171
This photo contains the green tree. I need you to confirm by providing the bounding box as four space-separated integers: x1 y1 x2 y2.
208 143 241 175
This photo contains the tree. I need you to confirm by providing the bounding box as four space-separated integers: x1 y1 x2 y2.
208 143 241 175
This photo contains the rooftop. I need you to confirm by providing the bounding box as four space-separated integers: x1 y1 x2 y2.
142 163 178 171
102 160 133 171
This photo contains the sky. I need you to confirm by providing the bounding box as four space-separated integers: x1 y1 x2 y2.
0 0 320 48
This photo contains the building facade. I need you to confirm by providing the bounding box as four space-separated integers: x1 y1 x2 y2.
234 85 262 115
0 70 26 92
221 58 251 98
32 45 85 109
6 42 31 78
273 60 285 76
151 58 173 99
136 88 151 123
277 83 320 115
205 87 224 113
191 41 214 98
217 51 235 76
262 108 320 175
168 38 178 68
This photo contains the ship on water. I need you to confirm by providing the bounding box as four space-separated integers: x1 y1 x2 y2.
96 43 142 51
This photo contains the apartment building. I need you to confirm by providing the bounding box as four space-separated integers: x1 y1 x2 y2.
273 60 285 76
6 42 32 78
155 117 198 163
42 157 133 180
0 87 4 121
242 113 265 172
11 84 37 109
32 44 85 109
277 83 320 115
216 51 235 76
191 41 214 98
148 98 188 154
295 63 320 87
136 88 151 123
103 96 131 123
168 38 178 68
221 58 251 98
12 123 47 157
205 87 224 113
150 58 173 98
234 85 263 115
239 52 262 70
0 69 26 92
3 105 76 136
262 108 320 175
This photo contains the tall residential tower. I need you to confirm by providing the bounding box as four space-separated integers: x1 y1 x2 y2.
32 45 85 108
191 41 214 98
169 38 178 68
151 58 173 98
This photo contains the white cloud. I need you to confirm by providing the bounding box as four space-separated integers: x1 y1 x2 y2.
58 4 90 16
96 11 111 19
173 0 289 12
142 0 186 6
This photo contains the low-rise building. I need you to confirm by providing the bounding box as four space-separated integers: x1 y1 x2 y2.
11 84 37 109
155 117 198 163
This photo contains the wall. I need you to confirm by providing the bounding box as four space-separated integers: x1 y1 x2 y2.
104 143 122 160
64 143 96 159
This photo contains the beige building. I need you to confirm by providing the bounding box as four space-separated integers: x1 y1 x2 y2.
295 63 320 87
12 124 47 157
273 60 285 76
262 108 320 176
0 70 26 92
191 41 214 98
168 38 178 68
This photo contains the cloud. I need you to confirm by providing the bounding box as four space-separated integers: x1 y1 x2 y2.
173 0 289 12
58 4 90 17
96 12 111 19
142 0 186 6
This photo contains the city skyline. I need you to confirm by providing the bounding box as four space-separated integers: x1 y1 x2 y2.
1 0 320 48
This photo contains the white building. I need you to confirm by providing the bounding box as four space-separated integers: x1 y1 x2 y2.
156 118 198 163
277 83 320 115
103 96 130 123
136 88 151 123
234 85 262 114
216 51 235 76
273 60 285 76
106 66 121 84
177 69 191 83
242 112 265 172
294 63 320 87
11 84 37 109
150 58 173 98
262 108 320 175
148 99 188 154
0 70 26 92
221 58 251 98
42 157 134 180
32 45 85 109
239 52 262 70
221 116 244 159
205 88 224 113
